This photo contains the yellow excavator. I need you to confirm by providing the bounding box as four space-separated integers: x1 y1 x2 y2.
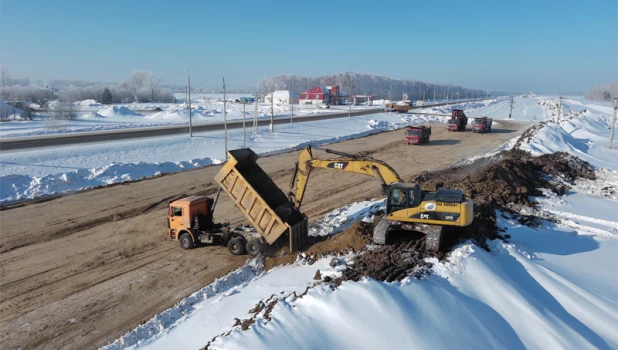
288 146 474 251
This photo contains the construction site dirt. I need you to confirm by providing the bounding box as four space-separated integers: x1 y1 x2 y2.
322 149 597 285
0 120 532 350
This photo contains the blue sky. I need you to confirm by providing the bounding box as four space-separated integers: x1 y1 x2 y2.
1 0 616 93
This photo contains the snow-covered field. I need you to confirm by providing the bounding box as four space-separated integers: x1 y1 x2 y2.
0 93 378 139
98 96 618 349
0 99 500 204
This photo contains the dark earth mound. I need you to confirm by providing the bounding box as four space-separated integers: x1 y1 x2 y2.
339 149 595 282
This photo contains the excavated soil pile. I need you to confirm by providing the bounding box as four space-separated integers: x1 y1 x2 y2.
264 221 374 270
338 149 595 282
342 237 444 282
412 149 595 249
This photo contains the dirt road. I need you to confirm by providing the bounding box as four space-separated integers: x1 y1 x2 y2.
0 120 531 349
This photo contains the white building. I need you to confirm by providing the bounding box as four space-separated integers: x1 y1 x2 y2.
264 90 299 104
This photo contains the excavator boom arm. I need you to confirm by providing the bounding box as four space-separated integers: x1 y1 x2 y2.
289 146 403 209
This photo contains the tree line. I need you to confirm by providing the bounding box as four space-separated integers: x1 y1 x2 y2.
0 69 174 105
584 81 617 102
257 72 502 100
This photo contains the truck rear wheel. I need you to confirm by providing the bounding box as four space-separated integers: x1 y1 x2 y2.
179 233 194 250
227 237 247 255
246 238 263 257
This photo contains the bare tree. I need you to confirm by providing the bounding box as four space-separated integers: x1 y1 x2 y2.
0 67 9 88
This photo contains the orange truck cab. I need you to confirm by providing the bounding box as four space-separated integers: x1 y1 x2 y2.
167 195 262 256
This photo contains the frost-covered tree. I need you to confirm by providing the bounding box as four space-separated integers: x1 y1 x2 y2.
122 70 163 102
585 81 617 101
101 87 113 104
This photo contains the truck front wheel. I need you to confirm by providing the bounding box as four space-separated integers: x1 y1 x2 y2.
179 233 194 250
227 237 247 255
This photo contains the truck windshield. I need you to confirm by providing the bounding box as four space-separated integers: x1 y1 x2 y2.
406 130 419 135
448 119 457 124
473 119 484 123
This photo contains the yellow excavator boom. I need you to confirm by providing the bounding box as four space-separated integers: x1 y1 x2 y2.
289 146 403 209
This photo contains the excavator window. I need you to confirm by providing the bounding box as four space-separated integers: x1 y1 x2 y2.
407 190 415 206
389 189 406 206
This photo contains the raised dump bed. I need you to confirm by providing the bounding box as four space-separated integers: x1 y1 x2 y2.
214 148 308 252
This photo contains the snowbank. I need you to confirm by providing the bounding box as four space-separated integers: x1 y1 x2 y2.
98 106 143 118
519 100 617 170
74 99 101 107
0 157 221 204
146 104 215 120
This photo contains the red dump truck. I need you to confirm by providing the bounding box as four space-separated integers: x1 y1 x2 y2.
405 125 431 145
447 109 468 131
472 116 493 133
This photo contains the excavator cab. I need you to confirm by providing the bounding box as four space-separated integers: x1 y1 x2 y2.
386 184 422 214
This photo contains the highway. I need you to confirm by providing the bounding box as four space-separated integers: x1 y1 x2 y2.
0 99 490 151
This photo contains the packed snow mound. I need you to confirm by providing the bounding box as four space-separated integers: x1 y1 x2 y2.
517 102 616 170
146 104 215 120
74 99 101 107
82 112 105 119
367 119 397 130
0 157 222 204
98 106 143 117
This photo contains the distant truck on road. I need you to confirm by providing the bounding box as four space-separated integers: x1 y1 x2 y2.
447 109 468 131
385 103 412 113
405 125 431 145
472 116 493 133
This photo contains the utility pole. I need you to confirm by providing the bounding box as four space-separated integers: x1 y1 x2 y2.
188 70 192 137
181 63 192 137
609 97 617 148
348 84 353 117
243 100 246 148
253 94 259 137
433 86 435 105
223 77 227 158
556 96 563 123
270 91 274 133
290 82 294 123
508 96 515 119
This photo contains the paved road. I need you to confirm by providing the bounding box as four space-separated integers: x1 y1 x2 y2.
0 99 491 151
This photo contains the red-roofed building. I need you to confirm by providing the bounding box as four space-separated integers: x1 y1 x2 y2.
299 86 346 106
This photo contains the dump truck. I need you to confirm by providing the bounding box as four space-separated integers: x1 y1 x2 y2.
167 148 308 255
405 125 431 145
289 146 474 251
447 109 468 131
472 116 493 133
385 103 412 113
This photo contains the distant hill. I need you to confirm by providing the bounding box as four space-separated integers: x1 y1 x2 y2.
585 81 617 101
257 72 504 100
